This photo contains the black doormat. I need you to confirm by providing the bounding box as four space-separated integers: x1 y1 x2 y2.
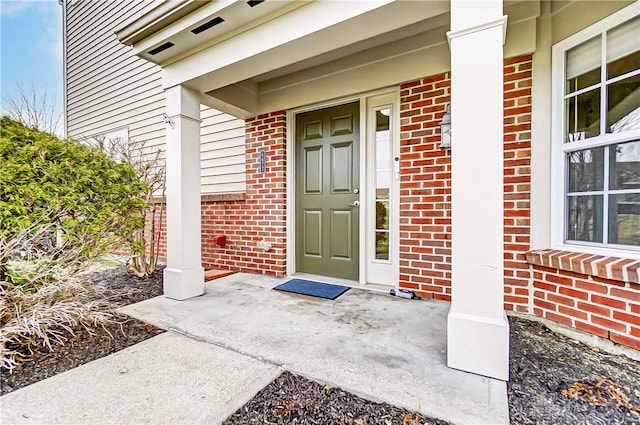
274 279 350 300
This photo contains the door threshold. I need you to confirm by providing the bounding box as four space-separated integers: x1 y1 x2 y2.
290 273 392 295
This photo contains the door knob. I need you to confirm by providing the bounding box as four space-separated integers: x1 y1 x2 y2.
348 201 360 207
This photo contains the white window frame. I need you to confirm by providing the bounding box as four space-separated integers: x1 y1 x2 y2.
551 2 640 260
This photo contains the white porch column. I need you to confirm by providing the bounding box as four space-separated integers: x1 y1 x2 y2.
446 1 509 380
163 85 204 300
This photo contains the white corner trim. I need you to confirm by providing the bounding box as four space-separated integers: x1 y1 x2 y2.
166 113 203 124
446 15 508 47
285 109 295 276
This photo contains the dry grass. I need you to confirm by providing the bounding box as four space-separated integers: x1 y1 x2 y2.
0 268 116 371
0 227 119 371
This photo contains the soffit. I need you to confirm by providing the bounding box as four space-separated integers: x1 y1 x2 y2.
116 0 308 66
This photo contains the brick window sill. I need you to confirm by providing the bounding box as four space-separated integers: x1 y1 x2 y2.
150 193 247 203
201 193 246 202
525 249 640 285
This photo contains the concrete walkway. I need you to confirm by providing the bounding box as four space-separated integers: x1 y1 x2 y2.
1 273 509 424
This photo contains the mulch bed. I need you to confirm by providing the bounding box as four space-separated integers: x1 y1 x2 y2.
0 267 165 395
509 316 640 425
223 371 449 425
2 267 639 425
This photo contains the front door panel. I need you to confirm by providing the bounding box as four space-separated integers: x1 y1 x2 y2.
296 102 359 280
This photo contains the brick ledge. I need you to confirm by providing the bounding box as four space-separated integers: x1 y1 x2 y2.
150 193 247 203
201 193 246 202
525 249 640 284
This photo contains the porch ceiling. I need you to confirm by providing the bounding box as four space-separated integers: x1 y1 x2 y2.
116 0 451 117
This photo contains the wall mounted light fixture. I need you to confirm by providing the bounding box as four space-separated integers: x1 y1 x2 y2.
439 104 451 150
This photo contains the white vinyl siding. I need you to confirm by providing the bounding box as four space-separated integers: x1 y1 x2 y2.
65 0 246 194
200 107 246 193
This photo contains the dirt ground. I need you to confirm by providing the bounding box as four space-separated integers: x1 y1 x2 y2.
1 267 639 424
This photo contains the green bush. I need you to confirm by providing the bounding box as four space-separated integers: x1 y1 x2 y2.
0 117 147 262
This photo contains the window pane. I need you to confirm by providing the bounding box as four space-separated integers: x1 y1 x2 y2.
567 195 603 243
609 141 640 190
565 89 600 142
375 231 389 260
568 148 605 192
607 74 640 133
607 16 640 80
376 201 389 231
608 193 640 246
375 109 390 197
608 50 640 81
566 36 601 93
374 108 392 263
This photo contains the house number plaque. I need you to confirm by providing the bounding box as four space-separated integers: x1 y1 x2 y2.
259 150 266 173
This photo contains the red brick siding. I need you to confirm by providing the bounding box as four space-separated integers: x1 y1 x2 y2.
398 73 453 301
527 250 640 349
503 54 533 312
201 111 287 275
153 111 287 275
398 54 533 310
530 262 640 350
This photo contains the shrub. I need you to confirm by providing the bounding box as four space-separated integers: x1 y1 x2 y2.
0 117 148 370
0 117 147 263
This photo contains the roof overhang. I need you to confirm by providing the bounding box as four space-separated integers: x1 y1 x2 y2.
116 0 209 48
116 0 310 66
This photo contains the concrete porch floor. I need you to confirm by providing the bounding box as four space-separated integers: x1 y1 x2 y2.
1 273 508 424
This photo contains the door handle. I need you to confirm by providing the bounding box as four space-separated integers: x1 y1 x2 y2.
348 200 360 207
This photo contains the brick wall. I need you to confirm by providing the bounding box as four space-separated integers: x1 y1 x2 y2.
398 73 453 301
201 111 287 275
397 54 533 311
503 54 533 312
528 250 640 350
153 111 287 275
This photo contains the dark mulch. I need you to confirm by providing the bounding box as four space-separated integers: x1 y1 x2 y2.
509 316 640 425
223 371 449 425
2 267 639 425
0 266 165 395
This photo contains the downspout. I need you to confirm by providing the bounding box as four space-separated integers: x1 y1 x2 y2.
58 0 67 138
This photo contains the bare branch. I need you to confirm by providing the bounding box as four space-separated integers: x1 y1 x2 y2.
89 135 166 276
3 79 62 136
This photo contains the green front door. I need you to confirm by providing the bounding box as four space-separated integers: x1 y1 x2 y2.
296 102 360 280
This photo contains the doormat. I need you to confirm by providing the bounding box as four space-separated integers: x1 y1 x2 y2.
274 279 350 300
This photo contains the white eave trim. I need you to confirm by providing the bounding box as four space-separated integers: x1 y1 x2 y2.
115 0 208 46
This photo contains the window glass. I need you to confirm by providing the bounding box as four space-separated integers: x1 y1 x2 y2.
566 36 601 93
567 195 604 243
374 108 391 261
606 16 640 79
568 148 605 192
565 89 600 142
375 110 390 200
375 231 389 261
609 141 640 190
608 193 640 246
607 74 640 133
376 201 389 231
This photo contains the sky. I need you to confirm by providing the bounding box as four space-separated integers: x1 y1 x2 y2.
0 0 63 120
